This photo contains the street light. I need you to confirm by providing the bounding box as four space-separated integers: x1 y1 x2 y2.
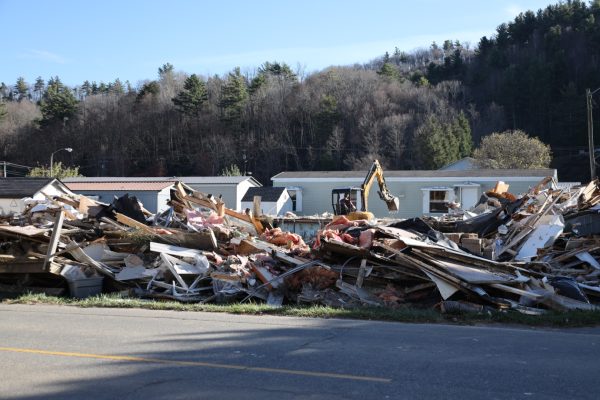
586 88 600 180
50 147 73 177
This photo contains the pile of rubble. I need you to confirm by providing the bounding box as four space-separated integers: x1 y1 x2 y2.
1 178 600 315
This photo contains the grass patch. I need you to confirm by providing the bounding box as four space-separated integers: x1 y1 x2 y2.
4 293 600 327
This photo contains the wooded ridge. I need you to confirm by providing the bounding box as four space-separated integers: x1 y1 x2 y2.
1 0 598 182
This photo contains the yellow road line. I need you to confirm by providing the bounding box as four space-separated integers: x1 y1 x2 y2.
0 347 391 383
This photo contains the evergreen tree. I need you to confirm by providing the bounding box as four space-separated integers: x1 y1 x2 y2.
172 74 208 116
40 76 78 125
34 77 45 101
415 115 464 169
81 80 92 97
377 62 400 80
454 112 472 157
219 67 248 123
14 77 28 101
250 61 297 93
136 81 160 101
158 63 174 76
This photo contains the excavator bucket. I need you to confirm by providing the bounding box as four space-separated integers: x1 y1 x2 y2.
385 196 400 212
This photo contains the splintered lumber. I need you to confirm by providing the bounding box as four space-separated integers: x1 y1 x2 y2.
165 230 217 250
77 195 104 217
0 225 49 237
116 213 154 233
43 211 65 271
251 264 280 289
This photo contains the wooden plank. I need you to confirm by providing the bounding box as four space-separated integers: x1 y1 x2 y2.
356 258 368 288
253 196 261 217
116 213 154 233
251 264 280 289
165 230 217 250
489 283 543 300
44 211 65 271
0 260 47 273
0 225 49 237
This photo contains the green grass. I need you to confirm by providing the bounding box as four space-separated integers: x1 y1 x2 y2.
4 293 600 328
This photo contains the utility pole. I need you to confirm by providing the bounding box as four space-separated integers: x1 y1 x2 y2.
587 88 598 181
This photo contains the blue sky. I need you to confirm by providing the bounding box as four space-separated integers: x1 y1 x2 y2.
1 0 555 86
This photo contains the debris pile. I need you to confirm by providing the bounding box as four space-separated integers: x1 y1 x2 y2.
1 178 600 315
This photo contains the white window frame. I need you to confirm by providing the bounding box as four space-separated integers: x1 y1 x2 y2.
421 187 454 214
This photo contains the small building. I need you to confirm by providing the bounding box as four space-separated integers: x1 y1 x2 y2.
64 179 175 213
240 186 291 216
271 169 558 219
63 176 261 213
0 177 74 215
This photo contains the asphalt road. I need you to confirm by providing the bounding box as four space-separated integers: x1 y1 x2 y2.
0 304 599 400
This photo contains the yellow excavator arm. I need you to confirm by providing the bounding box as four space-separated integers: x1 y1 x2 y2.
360 160 399 213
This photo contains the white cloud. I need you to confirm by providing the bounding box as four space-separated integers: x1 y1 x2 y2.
18 49 68 64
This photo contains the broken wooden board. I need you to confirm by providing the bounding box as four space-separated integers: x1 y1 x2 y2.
251 264 281 289
165 230 217 250
43 211 65 271
0 225 49 237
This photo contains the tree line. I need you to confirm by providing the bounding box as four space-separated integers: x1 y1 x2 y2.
2 0 595 182
0 62 473 183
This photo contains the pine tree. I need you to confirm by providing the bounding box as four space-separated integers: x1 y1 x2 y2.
454 112 472 157
415 115 464 169
136 81 160 101
377 62 400 80
40 76 78 125
81 80 92 97
219 67 248 123
250 61 297 92
14 77 28 101
34 77 45 101
172 74 208 116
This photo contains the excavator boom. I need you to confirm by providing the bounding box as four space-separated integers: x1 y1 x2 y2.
361 160 399 213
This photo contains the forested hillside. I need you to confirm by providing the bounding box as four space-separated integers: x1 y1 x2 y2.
1 0 599 182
